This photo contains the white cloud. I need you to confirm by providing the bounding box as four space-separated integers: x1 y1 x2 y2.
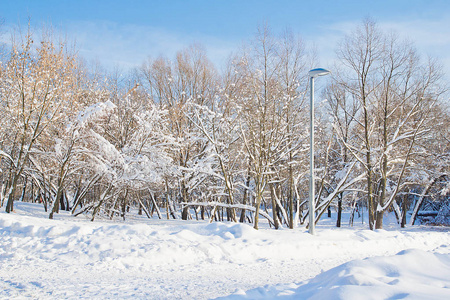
311 16 450 80
3 15 449 83
65 21 238 70
378 17 450 63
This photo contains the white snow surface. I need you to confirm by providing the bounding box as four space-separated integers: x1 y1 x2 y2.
221 249 450 300
1 202 450 299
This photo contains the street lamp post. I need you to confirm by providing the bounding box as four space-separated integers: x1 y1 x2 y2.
308 68 331 235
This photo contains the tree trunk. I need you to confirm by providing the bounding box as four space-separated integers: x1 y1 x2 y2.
367 169 375 230
136 196 153 219
254 196 261 229
181 182 189 220
59 192 66 211
401 195 407 228
121 199 127 220
336 195 342 227
270 183 280 229
5 192 14 213
240 171 251 223
19 177 27 202
5 172 21 213
375 210 383 229
150 193 162 219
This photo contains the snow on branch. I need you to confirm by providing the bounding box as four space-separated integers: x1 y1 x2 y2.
73 100 116 130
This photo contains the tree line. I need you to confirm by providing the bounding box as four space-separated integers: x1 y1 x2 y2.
0 20 448 229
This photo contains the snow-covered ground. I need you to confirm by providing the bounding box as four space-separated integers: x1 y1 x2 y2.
1 202 449 299
221 248 450 299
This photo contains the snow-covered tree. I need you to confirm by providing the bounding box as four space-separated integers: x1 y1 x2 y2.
0 27 80 213
231 25 313 229
334 19 445 229
138 45 219 220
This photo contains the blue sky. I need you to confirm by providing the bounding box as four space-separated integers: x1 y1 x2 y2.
2 0 450 76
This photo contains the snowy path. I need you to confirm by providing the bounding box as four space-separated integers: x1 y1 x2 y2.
1 203 449 299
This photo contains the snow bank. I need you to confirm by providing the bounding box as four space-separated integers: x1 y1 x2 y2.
221 249 450 299
1 202 450 299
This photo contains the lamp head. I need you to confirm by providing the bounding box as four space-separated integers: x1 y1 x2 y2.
309 68 331 78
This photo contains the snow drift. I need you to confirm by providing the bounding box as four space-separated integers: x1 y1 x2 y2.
221 249 450 299
1 202 450 299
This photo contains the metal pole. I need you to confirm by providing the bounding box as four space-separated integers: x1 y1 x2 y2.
309 76 315 235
